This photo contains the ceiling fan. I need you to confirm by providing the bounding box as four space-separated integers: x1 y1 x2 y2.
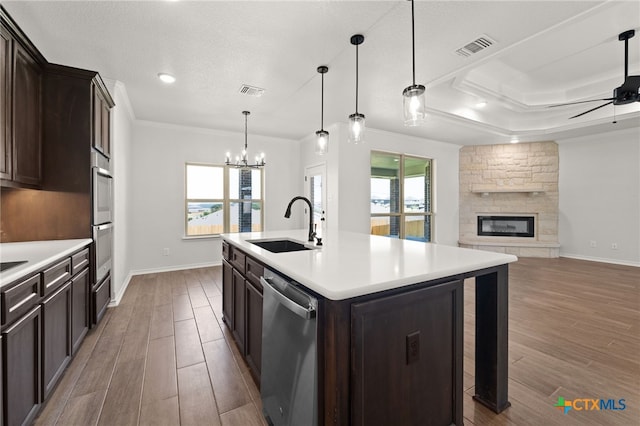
549 29 640 119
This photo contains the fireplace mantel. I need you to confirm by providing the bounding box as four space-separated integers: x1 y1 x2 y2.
470 184 545 196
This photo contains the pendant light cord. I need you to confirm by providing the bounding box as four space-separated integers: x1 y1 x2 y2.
411 0 416 85
321 72 325 130
244 113 248 151
355 43 359 114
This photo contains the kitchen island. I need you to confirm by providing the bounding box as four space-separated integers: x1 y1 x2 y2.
222 230 517 425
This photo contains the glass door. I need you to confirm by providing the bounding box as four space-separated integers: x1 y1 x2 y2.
304 163 327 237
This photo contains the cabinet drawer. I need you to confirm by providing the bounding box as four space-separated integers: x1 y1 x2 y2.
71 248 90 276
2 273 40 326
245 256 264 291
222 241 230 261
42 258 71 296
230 247 246 274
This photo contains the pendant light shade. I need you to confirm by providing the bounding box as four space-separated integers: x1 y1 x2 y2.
348 34 366 144
315 65 329 155
403 0 426 126
225 111 265 168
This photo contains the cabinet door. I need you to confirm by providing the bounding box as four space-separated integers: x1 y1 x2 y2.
0 25 11 181
232 269 245 354
92 274 110 325
222 259 233 328
41 281 72 400
71 267 89 354
351 280 463 426
2 305 41 426
12 41 41 187
245 281 263 384
92 87 111 158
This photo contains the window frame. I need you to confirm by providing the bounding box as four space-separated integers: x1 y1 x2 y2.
370 151 434 242
185 162 265 237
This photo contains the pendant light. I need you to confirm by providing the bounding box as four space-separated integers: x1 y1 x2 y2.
315 65 329 155
402 0 426 126
225 111 265 168
348 34 365 144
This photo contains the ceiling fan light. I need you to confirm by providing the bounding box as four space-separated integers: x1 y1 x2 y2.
348 113 366 144
403 84 426 126
315 130 329 155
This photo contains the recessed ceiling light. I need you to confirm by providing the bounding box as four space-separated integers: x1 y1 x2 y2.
510 138 519 144
476 101 488 108
158 73 176 84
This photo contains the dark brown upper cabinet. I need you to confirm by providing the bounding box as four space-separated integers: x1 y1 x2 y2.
93 84 111 158
0 8 45 189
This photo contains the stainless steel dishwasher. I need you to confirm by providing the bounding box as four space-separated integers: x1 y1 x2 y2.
260 268 318 426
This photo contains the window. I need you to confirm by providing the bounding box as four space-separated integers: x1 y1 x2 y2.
185 163 263 236
370 151 433 242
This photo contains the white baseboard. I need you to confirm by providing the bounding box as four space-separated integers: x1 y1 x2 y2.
560 253 640 268
107 261 223 308
130 261 222 276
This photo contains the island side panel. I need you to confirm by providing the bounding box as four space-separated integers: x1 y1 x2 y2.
473 263 511 413
319 297 351 425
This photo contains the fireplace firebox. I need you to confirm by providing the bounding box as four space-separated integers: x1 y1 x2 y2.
477 216 534 238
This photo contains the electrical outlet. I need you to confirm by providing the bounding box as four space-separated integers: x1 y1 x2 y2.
163 248 170 256
406 331 420 365
589 240 597 248
611 243 618 250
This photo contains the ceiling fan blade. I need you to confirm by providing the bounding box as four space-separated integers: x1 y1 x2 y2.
548 98 615 108
569 101 613 119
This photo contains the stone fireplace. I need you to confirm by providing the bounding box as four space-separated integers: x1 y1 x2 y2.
458 142 559 258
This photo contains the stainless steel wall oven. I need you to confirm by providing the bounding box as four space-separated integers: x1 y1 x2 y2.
91 150 113 323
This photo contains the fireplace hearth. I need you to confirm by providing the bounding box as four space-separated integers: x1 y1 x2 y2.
477 216 534 238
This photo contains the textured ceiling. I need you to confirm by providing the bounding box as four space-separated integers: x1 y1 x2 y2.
3 0 640 145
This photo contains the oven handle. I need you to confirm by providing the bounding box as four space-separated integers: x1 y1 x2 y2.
93 166 112 179
260 276 316 320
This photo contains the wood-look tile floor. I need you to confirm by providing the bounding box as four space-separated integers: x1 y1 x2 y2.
35 257 638 425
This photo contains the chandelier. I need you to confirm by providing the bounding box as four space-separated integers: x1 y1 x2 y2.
225 111 265 168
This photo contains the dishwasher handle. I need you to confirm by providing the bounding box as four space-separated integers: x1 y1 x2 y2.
260 276 316 320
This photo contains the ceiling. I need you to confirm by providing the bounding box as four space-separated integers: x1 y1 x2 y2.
4 1 640 145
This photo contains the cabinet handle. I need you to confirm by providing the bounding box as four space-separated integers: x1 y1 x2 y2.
4 305 41 334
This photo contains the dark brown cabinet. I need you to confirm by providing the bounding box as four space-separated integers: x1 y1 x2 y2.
245 280 263 384
1 243 92 426
351 280 463 426
93 86 111 158
11 42 42 188
0 25 10 181
231 269 246 354
92 273 110 325
222 259 233 327
222 243 264 384
41 281 72 400
0 9 45 189
71 268 89 354
2 305 41 426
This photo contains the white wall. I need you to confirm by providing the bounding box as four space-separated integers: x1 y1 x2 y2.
300 123 461 246
104 80 134 304
129 121 301 273
558 127 640 266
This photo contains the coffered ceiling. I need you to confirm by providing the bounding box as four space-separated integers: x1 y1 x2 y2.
4 1 639 145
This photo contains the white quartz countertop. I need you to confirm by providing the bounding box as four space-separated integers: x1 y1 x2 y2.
0 239 92 288
221 230 517 300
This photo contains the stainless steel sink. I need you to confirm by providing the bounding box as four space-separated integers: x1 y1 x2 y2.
248 239 314 253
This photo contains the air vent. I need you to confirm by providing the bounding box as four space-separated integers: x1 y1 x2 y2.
238 84 265 97
455 35 496 57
